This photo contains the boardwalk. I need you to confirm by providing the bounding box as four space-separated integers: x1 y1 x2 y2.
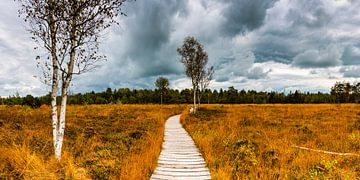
151 115 211 180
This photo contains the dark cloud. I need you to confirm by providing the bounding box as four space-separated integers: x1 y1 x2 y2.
253 38 297 64
214 51 255 82
215 76 229 82
340 66 360 78
2 0 360 96
221 0 277 36
292 44 342 68
286 0 330 28
247 67 270 79
117 0 187 78
252 0 360 70
342 45 360 65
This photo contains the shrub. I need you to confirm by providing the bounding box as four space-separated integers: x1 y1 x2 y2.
224 139 258 177
22 95 41 108
309 159 338 179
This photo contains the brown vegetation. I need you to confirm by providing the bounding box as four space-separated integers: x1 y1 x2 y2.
0 104 184 179
181 104 360 179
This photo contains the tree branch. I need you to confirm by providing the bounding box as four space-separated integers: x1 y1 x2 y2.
292 145 359 156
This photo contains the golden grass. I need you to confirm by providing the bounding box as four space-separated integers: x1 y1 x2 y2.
0 104 185 179
181 104 360 179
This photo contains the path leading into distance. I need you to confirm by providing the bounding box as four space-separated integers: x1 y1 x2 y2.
151 115 211 180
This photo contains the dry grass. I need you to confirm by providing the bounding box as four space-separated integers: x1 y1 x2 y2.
0 104 184 179
181 104 360 179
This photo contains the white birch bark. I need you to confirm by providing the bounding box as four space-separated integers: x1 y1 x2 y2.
54 28 76 159
53 24 76 160
55 92 67 159
51 92 58 152
49 3 61 159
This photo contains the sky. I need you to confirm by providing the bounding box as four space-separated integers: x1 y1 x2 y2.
0 0 360 97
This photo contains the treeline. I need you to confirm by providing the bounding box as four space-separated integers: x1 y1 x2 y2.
1 81 359 107
331 81 360 103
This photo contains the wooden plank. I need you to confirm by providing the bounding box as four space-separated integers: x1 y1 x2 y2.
158 158 205 162
155 167 209 172
155 164 207 169
151 174 211 180
153 170 211 177
158 161 206 166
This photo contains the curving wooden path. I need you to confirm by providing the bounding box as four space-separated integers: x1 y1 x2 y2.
151 115 211 180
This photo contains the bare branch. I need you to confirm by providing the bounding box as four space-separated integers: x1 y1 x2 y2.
292 145 359 156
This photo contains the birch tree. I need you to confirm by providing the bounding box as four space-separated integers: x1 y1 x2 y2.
198 66 214 109
17 0 128 160
177 36 208 112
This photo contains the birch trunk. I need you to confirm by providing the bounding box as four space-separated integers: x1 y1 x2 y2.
51 88 58 153
55 91 67 159
53 21 76 159
49 4 60 158
193 86 196 112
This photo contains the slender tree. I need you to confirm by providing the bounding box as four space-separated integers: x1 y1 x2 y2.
198 66 214 109
177 36 208 112
155 77 169 105
17 0 128 160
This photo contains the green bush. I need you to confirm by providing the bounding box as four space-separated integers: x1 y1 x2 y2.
22 95 41 108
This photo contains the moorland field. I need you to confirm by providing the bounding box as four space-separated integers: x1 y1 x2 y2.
182 104 360 179
1 104 360 179
0 104 184 179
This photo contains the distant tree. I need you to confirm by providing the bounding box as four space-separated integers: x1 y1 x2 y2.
121 96 129 104
353 82 360 103
227 87 238 103
177 36 208 112
17 0 128 160
180 89 192 103
128 96 137 104
198 66 214 108
155 77 169 104
104 87 114 102
331 81 351 103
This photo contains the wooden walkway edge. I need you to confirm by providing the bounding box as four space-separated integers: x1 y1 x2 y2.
151 115 211 180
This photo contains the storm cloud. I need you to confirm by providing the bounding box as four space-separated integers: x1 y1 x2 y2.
292 44 342 68
340 66 360 78
1 0 360 96
342 45 360 65
113 0 188 77
247 66 271 79
221 0 277 36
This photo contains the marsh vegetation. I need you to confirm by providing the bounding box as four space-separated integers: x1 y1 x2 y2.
182 104 360 179
0 104 184 179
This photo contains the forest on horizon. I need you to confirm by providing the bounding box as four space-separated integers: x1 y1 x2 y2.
1 81 359 107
